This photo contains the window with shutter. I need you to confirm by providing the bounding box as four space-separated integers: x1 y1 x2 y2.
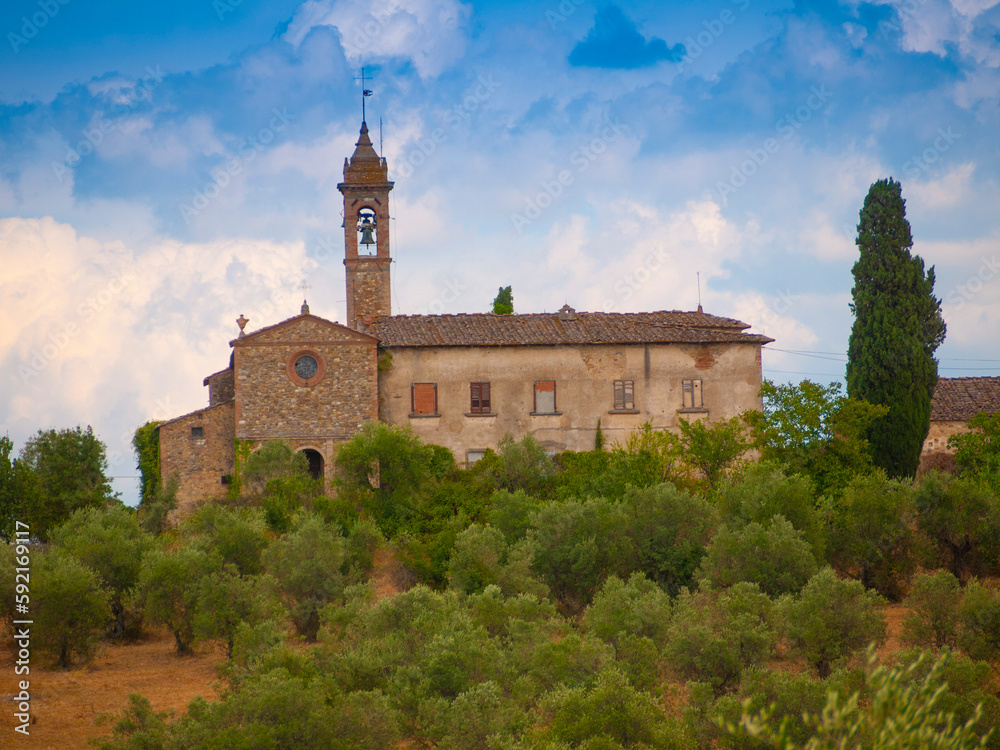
470 382 491 414
613 379 635 411
682 379 704 409
411 383 438 415
534 380 556 413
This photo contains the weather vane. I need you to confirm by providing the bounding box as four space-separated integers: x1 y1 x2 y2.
355 67 374 123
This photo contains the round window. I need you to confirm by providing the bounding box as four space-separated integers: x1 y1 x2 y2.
294 355 318 380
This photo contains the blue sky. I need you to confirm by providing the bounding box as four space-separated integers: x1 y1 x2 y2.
2 0 999 502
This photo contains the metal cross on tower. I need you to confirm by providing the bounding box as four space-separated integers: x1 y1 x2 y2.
355 67 374 123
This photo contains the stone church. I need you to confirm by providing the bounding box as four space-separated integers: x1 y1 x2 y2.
157 120 774 510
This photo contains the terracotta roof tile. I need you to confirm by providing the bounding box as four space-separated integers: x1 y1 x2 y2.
931 376 1000 421
371 310 774 347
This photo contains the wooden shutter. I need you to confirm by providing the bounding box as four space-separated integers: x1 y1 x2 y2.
614 380 634 410
411 383 437 415
471 382 491 413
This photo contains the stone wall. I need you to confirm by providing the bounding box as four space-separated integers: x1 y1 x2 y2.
378 341 764 464
346 259 391 325
206 368 235 406
234 316 378 447
158 401 235 514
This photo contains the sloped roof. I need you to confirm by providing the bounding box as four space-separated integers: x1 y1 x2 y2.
371 310 774 347
931 377 1000 421
230 313 378 346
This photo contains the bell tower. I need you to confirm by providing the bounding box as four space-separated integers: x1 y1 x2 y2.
338 121 393 330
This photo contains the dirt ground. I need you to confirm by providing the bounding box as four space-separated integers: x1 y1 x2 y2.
0 630 224 750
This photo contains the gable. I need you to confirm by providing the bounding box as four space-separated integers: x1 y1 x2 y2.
233 314 378 346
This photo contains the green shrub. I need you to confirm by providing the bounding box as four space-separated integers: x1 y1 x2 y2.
34 550 111 667
665 582 778 694
824 471 916 600
264 514 347 641
622 482 717 596
781 567 886 678
901 570 962 649
696 516 818 597
50 504 154 639
715 462 825 561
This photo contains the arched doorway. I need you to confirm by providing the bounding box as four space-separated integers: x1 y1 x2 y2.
301 449 324 481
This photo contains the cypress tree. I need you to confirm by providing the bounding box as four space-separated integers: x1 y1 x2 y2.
846 178 945 478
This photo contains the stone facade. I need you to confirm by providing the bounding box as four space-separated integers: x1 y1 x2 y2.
233 315 378 441
919 376 1000 474
158 401 235 510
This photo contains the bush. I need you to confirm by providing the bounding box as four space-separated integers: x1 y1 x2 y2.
137 474 178 536
486 489 541 543
901 570 962 649
723 650 992 750
264 514 347 641
958 578 1000 669
781 567 886 678
678 416 751 489
183 504 270 576
482 433 555 496
892 647 1000 750
50 505 154 639
824 471 916 600
696 516 818 597
914 471 1000 582
140 545 215 654
665 582 778 694
715 462 825 561
622 483 717 596
692 669 859 750
34 550 111 667
527 497 632 615
583 573 672 648
447 524 547 598
335 421 434 535
193 565 282 658
535 667 691 748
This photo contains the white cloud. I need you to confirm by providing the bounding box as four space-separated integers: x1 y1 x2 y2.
285 0 472 78
907 162 976 209
0 216 315 495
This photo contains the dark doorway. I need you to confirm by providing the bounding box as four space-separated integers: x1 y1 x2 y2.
302 449 323 481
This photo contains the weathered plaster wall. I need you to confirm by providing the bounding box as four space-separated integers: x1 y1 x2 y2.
378 341 764 463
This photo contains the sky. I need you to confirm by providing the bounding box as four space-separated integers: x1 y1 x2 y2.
1 0 998 503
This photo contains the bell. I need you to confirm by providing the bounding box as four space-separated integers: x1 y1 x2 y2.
359 216 376 247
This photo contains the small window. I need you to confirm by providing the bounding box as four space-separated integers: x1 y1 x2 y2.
190 426 205 439
470 382 491 414
466 449 486 466
534 380 556 413
682 379 704 409
411 383 438 415
613 380 634 411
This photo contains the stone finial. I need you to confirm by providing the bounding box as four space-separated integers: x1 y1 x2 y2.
301 300 310 315
236 314 249 337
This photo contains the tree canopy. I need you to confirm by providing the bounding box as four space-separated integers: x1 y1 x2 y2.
491 285 514 315
19 425 117 540
846 178 945 479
